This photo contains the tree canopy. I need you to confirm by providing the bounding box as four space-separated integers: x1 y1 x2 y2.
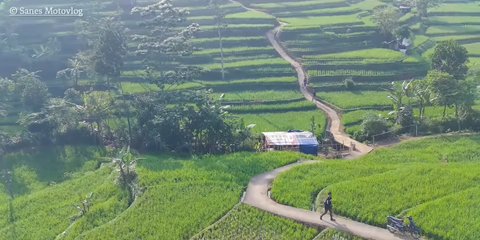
431 40 469 80
372 6 400 39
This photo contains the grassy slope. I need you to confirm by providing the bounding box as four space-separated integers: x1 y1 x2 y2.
73 152 311 240
1 147 312 239
0 146 129 240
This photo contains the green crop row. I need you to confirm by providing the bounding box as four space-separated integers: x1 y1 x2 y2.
426 25 480 36
214 90 303 102
429 16 480 25
314 229 365 240
201 58 290 71
229 101 317 114
1 148 310 240
238 110 327 134
192 204 319 240
0 167 128 240
316 91 391 110
308 69 398 77
408 186 480 240
193 47 275 56
281 15 364 29
251 0 347 11
305 48 406 61
430 3 480 14
271 135 480 239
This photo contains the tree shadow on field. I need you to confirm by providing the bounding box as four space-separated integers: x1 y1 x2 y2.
4 145 105 195
257 114 283 130
349 90 364 96
137 154 186 172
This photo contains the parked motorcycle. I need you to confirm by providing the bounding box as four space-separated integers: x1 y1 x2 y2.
387 216 421 239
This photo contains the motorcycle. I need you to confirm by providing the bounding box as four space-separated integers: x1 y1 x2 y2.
387 216 421 239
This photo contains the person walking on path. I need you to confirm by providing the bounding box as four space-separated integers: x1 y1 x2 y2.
320 192 335 221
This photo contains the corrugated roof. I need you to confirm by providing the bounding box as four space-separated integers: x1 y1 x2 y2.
263 131 319 146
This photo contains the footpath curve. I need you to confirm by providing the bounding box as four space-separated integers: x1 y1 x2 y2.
266 25 373 156
242 160 403 240
227 1 395 238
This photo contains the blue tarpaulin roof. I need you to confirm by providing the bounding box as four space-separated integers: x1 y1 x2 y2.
297 137 319 146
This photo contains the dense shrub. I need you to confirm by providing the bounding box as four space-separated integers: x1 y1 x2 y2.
361 113 389 139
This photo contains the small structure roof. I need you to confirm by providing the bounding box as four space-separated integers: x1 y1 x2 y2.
262 131 318 146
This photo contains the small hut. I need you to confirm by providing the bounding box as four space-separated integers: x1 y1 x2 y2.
262 131 319 155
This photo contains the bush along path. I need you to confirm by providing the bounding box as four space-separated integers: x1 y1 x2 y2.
242 160 404 240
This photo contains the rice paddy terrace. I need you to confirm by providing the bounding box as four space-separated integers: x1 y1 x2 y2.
237 0 480 136
2 0 479 138
1 0 480 239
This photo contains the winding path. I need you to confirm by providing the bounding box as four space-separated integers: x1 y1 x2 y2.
242 160 403 240
228 1 402 239
266 25 373 156
232 0 372 155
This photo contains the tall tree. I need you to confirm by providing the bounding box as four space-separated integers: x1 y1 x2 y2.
92 18 127 85
386 80 413 123
412 79 434 121
454 78 478 120
81 91 115 138
431 40 469 80
10 69 49 112
209 0 227 81
131 0 199 88
426 70 458 118
372 6 400 39
88 18 132 144
416 0 440 19
0 77 11 117
129 1 250 154
56 51 91 88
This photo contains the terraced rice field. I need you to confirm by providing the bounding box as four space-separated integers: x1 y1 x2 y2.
0 0 327 136
192 204 319 240
238 0 480 136
0 146 311 240
235 0 428 135
3 0 479 138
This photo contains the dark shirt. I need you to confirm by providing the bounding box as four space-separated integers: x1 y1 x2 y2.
324 196 332 209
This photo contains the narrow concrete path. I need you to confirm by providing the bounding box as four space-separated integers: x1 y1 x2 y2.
266 25 373 156
233 0 372 156
228 1 393 239
242 160 404 240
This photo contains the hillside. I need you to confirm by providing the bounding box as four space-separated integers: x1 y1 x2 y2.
1 0 480 239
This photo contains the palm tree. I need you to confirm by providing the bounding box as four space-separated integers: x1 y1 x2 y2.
386 80 413 122
57 52 90 88
110 146 143 205
412 80 435 121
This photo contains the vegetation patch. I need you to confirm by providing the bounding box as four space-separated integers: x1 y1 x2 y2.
272 135 480 239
